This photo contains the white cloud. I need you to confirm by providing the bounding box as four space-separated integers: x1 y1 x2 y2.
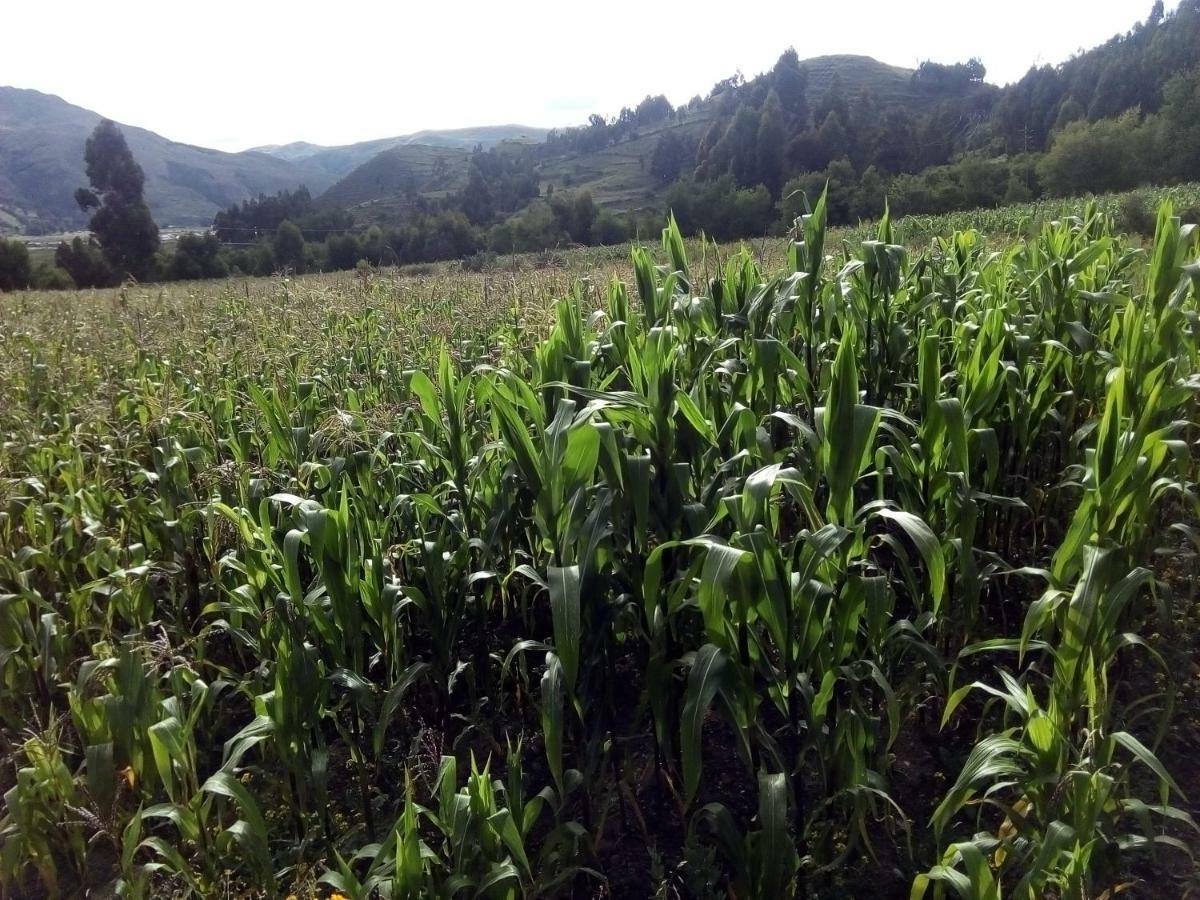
0 0 1173 151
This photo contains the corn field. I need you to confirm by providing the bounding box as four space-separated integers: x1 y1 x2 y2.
2 195 1199 898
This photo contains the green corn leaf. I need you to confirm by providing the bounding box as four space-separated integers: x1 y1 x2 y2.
548 565 581 696
752 772 797 899
872 508 946 613
681 644 729 806
541 653 565 796
374 662 431 757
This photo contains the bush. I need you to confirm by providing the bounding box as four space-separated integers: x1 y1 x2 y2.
591 210 632 245
168 233 228 281
55 237 117 288
506 203 567 253
325 233 363 271
665 174 775 240
31 264 76 290
461 250 497 273
272 221 306 273
1038 111 1150 197
1114 193 1156 236
0 237 33 291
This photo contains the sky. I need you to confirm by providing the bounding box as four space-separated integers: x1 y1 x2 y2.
0 0 1174 152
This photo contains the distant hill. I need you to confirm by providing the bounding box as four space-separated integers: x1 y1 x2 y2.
9 0 1198 239
316 55 930 217
537 56 924 209
0 53 1014 234
0 88 546 234
317 145 473 218
537 116 712 209
0 87 335 232
253 125 547 159
797 54 918 104
314 56 921 218
251 126 549 189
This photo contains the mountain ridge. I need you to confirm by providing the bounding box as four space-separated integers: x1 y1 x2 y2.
0 88 547 233
0 53 952 233
250 124 549 159
0 86 338 232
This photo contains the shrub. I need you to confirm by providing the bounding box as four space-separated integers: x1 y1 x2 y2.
0 237 32 291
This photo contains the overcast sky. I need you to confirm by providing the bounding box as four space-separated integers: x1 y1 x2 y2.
1 0 1172 152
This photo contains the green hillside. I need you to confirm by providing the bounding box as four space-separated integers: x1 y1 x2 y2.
537 115 713 209
315 54 929 220
0 90 547 234
252 125 549 183
316 144 472 220
798 54 919 104
0 87 333 232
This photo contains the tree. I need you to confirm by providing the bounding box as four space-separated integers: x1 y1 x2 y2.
812 74 849 129
725 105 763 187
756 91 786 196
214 187 315 242
1157 66 1200 181
815 111 849 170
591 210 630 245
167 233 228 280
550 191 598 244
325 233 362 270
1052 97 1086 134
1038 111 1148 195
854 165 887 220
75 120 159 281
359 226 389 265
0 237 32 291
634 94 673 125
957 152 1008 208
455 146 539 225
912 60 986 92
873 109 917 174
780 159 858 224
665 174 773 240
31 264 75 290
708 71 745 100
650 132 695 185
1003 170 1034 204
420 211 481 260
786 129 825 173
55 237 116 288
770 49 810 127
272 221 306 273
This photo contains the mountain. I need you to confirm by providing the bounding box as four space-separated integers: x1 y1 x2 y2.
0 86 550 235
313 54 929 218
253 125 548 160
317 145 472 216
793 54 919 104
250 126 549 187
304 0 1200 241
0 87 340 233
536 56 928 209
9 0 1197 240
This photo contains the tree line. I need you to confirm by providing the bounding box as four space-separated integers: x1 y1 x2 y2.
649 0 1200 231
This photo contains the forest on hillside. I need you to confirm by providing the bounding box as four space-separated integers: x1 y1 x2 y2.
204 0 1200 272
